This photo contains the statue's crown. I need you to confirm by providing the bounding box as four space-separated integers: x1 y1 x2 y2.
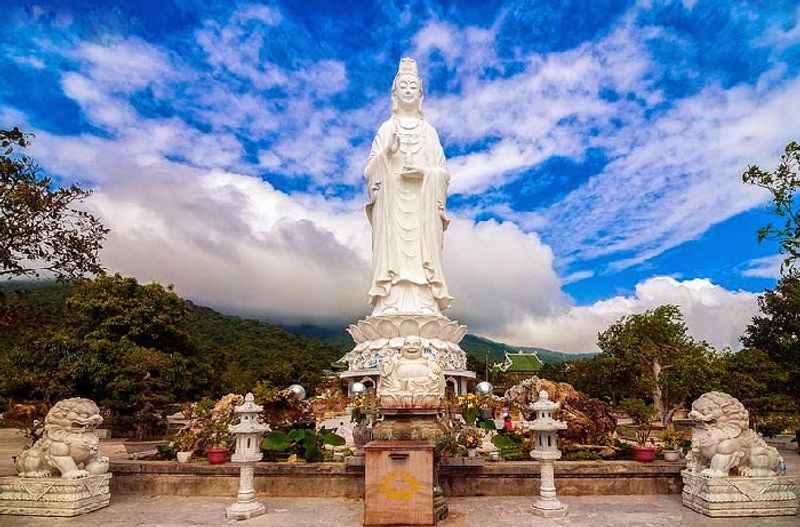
396 57 419 78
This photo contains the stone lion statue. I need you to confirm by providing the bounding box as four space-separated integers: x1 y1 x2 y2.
686 391 783 478
15 397 109 479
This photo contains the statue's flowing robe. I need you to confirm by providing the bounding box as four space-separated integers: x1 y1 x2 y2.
365 117 453 312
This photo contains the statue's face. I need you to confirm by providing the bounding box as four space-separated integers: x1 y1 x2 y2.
402 337 423 358
395 73 421 110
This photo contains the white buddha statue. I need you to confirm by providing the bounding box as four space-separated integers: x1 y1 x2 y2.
364 57 453 316
377 336 445 409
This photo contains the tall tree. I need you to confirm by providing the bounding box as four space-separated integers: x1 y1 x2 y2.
741 273 800 404
742 140 800 274
717 347 796 433
0 127 108 280
596 305 716 426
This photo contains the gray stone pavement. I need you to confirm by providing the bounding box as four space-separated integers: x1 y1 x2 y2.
2 494 799 526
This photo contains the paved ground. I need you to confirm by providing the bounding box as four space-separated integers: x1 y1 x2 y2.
2 495 799 526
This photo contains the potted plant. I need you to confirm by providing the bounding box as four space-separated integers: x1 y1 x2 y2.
173 428 196 463
350 392 375 451
661 425 682 462
458 427 482 458
620 398 656 462
458 393 479 426
178 394 242 464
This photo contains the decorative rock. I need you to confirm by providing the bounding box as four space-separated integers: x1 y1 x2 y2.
505 378 617 449
681 391 797 517
1 397 111 517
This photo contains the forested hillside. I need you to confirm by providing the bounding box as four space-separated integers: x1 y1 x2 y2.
0 279 340 420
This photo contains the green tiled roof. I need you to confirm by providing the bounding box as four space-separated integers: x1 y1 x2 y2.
495 352 543 372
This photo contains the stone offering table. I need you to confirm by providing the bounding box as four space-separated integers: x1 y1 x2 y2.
364 441 434 526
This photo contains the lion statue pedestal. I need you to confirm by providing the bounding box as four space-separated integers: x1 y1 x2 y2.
681 391 798 517
0 398 111 517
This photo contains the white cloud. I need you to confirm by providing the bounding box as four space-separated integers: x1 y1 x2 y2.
9 54 45 69
24 122 567 330
73 38 177 94
755 7 800 50
548 76 800 270
412 13 798 275
498 276 759 353
740 254 781 278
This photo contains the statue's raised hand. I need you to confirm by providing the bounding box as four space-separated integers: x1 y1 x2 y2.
385 132 400 158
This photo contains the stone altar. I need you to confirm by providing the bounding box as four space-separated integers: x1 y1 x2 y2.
681 391 797 517
364 441 434 527
339 57 474 394
0 397 111 517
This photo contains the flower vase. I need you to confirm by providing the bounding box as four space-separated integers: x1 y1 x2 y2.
632 445 656 462
176 451 192 463
206 446 228 464
467 448 477 458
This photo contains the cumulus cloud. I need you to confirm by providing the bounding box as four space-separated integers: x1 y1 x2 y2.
498 277 759 353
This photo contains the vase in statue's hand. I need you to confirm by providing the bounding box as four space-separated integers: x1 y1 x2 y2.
400 165 426 180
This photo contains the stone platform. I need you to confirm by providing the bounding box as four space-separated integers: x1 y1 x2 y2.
681 470 799 517
0 473 111 517
109 459 686 497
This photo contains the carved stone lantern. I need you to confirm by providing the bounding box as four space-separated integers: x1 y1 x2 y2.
528 390 568 517
226 392 268 520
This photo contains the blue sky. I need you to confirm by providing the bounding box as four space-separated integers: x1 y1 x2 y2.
2 1 799 352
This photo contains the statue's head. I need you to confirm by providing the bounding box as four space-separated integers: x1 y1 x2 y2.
391 57 424 117
401 335 424 359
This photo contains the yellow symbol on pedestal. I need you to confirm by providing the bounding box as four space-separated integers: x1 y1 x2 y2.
377 469 421 502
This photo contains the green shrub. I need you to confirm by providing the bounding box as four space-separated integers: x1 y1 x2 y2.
564 450 601 461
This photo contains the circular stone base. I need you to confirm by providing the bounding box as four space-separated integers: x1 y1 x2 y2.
531 504 568 518
226 500 265 520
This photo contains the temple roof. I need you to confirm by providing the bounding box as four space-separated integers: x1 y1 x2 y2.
494 352 543 373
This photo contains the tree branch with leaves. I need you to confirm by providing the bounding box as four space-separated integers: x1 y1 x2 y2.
742 140 800 275
1 127 108 281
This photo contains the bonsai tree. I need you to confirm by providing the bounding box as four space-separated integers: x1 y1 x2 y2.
620 398 655 447
660 425 682 451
